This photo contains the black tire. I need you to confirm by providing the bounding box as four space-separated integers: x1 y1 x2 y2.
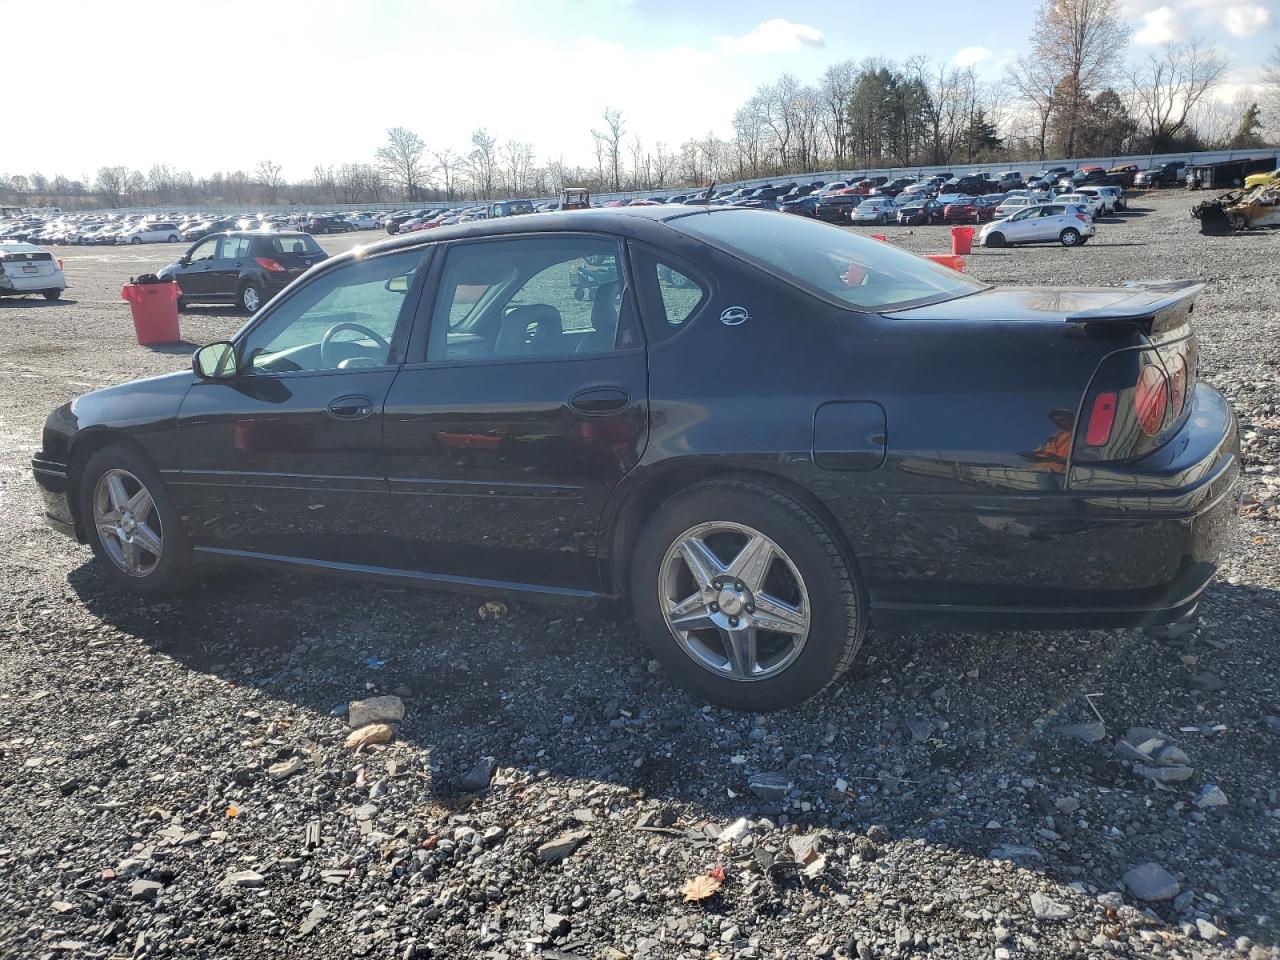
240 281 263 313
78 444 193 597
129 237 141 245
630 477 866 711
43 290 61 301
167 234 179 242
176 296 188 311
1059 228 1081 247
985 231 1006 248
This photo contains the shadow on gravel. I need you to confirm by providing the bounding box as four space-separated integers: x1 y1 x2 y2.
179 305 246 318
0 297 75 308
142 340 201 355
64 558 1280 944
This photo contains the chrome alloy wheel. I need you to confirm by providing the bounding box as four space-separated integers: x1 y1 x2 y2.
93 468 162 577
658 521 810 682
242 285 260 312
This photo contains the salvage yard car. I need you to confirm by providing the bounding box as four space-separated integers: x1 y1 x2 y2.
30 206 1239 711
118 221 183 244
979 202 1096 247
158 230 327 312
0 241 66 300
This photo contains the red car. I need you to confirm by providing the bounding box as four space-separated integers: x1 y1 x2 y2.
942 199 999 223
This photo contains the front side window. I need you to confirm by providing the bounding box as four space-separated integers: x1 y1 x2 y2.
240 249 423 375
188 237 219 262
670 208 986 312
427 236 635 362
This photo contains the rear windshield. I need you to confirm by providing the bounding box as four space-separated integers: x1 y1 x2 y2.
269 235 324 256
670 209 987 311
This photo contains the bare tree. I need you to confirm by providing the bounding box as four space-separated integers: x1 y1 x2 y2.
432 148 457 200
1259 44 1280 132
1129 40 1230 150
1007 54 1058 159
1031 0 1129 157
256 159 285 204
463 128 498 199
375 127 427 201
818 60 859 165
590 108 626 191
94 166 129 206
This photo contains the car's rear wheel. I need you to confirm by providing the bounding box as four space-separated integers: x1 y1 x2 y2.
985 231 1006 248
43 290 61 300
80 446 192 596
1059 228 1081 246
240 282 262 313
167 234 179 242
630 478 866 711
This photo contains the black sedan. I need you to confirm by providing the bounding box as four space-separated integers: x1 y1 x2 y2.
158 230 327 313
31 207 1239 711
896 197 944 225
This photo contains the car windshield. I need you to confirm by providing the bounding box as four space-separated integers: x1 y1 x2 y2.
670 209 987 311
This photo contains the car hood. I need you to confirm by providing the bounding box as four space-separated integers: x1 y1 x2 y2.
884 283 1201 324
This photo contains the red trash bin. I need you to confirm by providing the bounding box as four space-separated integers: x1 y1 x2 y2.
950 225 975 255
121 281 180 346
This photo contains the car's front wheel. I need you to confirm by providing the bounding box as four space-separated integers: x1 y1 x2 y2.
1059 227 1081 246
631 478 866 711
985 231 1006 248
79 445 192 596
129 237 141 245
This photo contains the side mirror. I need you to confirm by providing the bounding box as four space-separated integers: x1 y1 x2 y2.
384 274 410 294
193 341 238 380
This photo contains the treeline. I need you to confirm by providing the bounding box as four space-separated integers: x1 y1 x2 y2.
3 0 1277 211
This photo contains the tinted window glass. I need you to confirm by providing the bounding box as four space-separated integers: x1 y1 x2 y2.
218 235 252 259
241 249 422 375
428 237 632 362
269 235 324 256
671 209 986 311
655 262 707 332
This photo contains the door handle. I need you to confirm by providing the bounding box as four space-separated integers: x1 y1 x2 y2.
569 386 630 415
326 395 374 421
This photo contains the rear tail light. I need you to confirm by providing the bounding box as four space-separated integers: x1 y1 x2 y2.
1075 213 1088 222
255 257 287 272
1169 353 1188 418
1134 364 1169 435
1085 392 1118 446
57 259 64 270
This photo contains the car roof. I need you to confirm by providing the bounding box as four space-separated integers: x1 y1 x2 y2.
223 229 312 238
0 241 42 252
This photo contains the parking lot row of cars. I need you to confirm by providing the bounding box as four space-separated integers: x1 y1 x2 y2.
0 210 386 247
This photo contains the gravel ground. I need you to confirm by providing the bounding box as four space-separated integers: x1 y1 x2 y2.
2 193 1279 960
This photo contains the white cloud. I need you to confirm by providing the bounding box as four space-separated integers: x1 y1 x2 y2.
1134 5 1187 43
1221 3 1273 36
714 18 826 55
953 45 993 67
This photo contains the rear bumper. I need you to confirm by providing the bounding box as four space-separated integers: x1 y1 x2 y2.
864 383 1241 631
0 270 65 293
32 453 79 540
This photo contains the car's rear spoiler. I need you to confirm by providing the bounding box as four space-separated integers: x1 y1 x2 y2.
1065 280 1203 336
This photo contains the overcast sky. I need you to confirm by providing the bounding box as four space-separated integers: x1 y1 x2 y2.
6 0 1277 181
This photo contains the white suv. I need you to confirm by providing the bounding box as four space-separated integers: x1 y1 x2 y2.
979 203 1096 248
117 221 183 244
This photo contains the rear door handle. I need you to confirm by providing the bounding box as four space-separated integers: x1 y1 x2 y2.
326 394 374 421
569 386 630 415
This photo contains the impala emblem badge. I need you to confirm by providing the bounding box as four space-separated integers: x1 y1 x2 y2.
720 305 750 327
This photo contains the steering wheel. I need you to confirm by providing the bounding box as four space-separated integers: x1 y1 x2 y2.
321 322 389 368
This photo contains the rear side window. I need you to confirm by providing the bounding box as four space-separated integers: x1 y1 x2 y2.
269 235 323 256
218 236 252 259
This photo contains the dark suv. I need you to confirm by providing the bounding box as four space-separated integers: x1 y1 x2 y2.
306 215 354 235
158 231 328 313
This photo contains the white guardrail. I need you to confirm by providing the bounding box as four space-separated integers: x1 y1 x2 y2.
42 148 1280 217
